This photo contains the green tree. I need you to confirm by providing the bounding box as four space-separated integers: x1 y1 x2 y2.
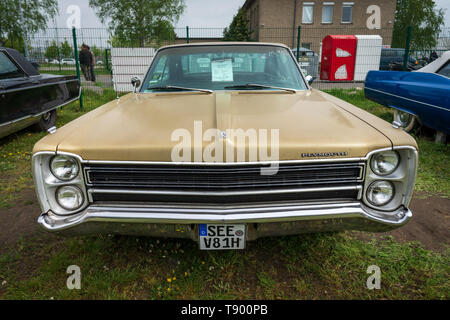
60 40 73 58
91 45 103 58
0 0 58 52
89 0 185 47
45 40 59 59
223 7 252 41
392 0 444 51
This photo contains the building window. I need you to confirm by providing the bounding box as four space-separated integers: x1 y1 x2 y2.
302 3 314 24
342 2 353 23
301 43 312 50
322 2 334 24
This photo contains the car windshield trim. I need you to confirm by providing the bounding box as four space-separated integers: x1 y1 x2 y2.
145 85 213 94
140 44 308 93
223 83 297 93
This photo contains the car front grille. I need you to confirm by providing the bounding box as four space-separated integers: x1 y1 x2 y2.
84 162 365 204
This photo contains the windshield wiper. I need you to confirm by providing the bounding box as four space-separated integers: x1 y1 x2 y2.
224 83 297 93
146 85 213 94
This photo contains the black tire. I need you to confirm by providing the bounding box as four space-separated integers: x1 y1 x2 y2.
34 110 57 131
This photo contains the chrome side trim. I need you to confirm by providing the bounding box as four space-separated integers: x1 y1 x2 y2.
0 91 80 127
365 87 449 113
87 185 363 198
0 78 79 95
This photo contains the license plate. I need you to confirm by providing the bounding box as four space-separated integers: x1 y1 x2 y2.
199 224 246 250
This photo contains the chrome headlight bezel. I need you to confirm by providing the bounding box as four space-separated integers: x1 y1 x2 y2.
363 147 418 212
50 155 79 181
55 185 84 211
366 180 395 206
32 151 88 216
370 150 399 176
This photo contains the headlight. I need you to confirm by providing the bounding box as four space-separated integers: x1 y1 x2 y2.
56 186 84 211
50 155 79 181
366 180 394 206
370 151 399 176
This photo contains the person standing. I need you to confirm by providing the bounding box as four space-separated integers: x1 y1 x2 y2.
79 44 92 81
87 45 96 82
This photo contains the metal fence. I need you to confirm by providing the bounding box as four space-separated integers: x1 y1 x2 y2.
10 26 449 110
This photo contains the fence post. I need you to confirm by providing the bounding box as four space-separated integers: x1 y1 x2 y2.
403 25 412 71
57 46 61 72
296 26 301 62
186 26 190 43
105 48 110 72
72 27 83 111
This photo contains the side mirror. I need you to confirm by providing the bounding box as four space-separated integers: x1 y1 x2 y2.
131 76 141 93
305 75 314 86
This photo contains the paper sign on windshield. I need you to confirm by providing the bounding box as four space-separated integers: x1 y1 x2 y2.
211 59 233 82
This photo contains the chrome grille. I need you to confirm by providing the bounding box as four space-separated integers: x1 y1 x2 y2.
85 162 364 190
84 162 365 204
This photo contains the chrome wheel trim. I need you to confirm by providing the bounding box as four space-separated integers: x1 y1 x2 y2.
393 110 416 132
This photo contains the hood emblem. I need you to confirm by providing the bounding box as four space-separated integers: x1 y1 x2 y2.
220 131 227 138
301 152 348 157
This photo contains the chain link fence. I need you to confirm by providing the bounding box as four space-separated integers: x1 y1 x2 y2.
10 26 448 111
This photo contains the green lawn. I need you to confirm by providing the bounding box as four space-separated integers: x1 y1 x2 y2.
0 88 448 300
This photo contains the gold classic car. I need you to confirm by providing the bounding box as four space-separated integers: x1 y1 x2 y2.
32 43 418 250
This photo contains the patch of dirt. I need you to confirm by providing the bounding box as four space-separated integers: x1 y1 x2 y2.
0 188 44 249
355 192 450 252
0 190 448 252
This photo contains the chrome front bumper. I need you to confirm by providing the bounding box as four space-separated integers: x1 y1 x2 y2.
37 201 412 241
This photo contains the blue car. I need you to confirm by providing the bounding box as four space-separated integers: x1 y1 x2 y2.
364 51 450 135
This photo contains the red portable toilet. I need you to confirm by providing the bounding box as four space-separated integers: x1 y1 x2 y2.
320 35 357 81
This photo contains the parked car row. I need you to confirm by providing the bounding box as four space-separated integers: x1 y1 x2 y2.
3 43 444 249
47 58 104 65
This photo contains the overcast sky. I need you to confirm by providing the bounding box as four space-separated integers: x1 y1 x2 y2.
52 0 449 29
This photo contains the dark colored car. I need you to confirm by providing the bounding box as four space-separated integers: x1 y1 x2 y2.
379 48 418 71
0 47 80 139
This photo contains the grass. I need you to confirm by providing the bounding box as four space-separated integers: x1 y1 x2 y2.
0 233 448 299
0 88 448 300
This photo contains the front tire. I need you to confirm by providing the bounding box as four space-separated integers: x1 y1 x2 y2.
34 110 56 131
393 109 416 132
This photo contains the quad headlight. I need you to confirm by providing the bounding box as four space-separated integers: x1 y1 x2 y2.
56 185 84 211
370 151 399 176
366 180 394 206
50 155 79 181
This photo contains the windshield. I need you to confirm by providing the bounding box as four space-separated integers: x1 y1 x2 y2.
141 45 307 92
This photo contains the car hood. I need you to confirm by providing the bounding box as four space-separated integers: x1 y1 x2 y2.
33 89 416 162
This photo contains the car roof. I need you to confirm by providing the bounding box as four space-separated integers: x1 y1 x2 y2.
0 47 40 76
157 42 291 51
417 50 450 73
